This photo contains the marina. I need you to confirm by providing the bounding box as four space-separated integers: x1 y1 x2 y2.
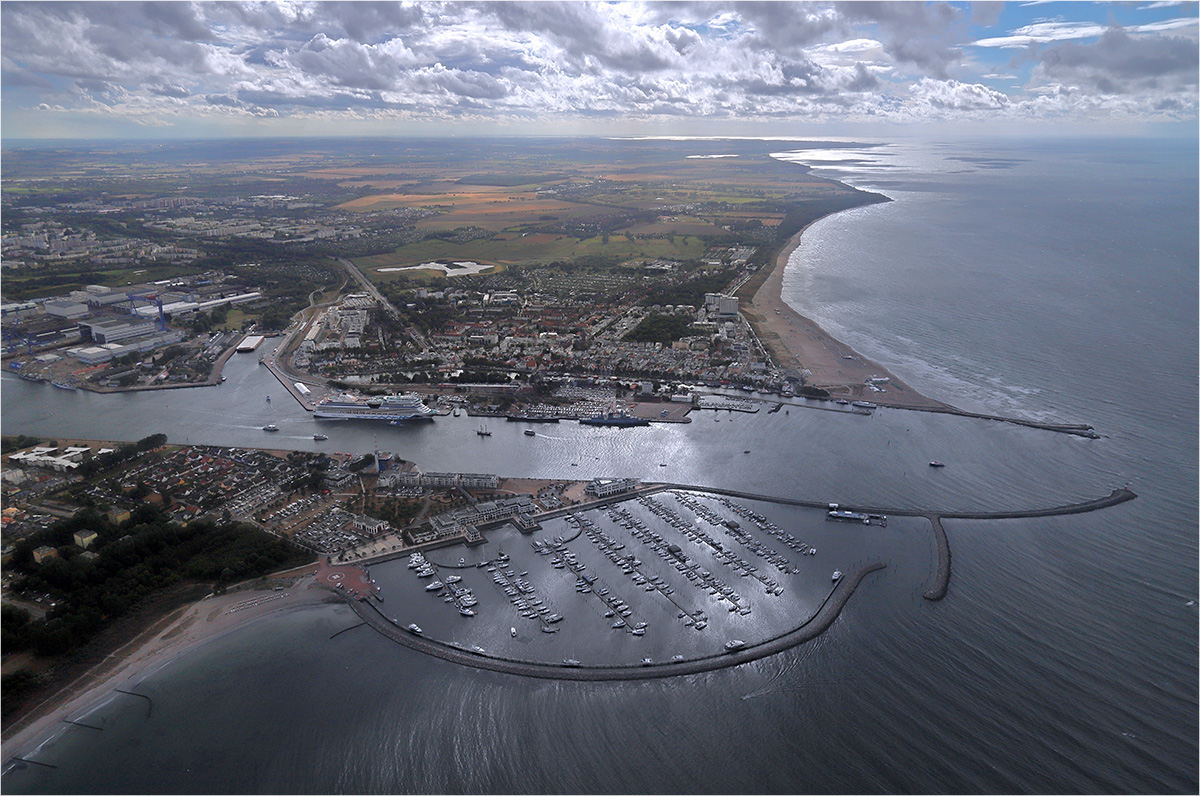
348 484 1134 673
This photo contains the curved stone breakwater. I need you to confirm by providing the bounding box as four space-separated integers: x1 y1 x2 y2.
923 515 951 602
344 562 887 682
918 488 1136 602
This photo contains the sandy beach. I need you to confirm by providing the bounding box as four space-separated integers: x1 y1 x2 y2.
2 572 336 762
743 225 953 411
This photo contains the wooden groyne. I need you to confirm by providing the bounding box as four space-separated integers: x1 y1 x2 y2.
113 688 152 718
343 561 885 681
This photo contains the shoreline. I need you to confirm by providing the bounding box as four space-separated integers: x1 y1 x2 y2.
1 577 334 763
744 219 954 411
2 482 1135 760
744 215 1100 438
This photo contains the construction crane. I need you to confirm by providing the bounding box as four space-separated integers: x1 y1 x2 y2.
154 297 168 331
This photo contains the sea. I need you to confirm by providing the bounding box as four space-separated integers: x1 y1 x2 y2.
1 136 1196 794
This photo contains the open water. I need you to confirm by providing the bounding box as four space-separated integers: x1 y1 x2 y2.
1 136 1196 794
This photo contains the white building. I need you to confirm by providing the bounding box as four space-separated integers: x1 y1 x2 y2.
585 478 641 498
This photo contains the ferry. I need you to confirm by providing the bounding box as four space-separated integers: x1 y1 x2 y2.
851 400 877 409
313 392 435 422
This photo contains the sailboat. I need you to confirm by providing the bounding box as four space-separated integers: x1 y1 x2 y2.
476 424 492 436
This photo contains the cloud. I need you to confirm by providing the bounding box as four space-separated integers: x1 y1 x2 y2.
909 77 1009 110
973 16 1199 47
1036 26 1198 93
1 0 1196 136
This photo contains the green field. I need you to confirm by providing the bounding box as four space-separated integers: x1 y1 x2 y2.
0 263 200 301
354 233 708 282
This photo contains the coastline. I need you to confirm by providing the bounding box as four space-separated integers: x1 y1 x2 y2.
2 575 333 763
742 216 1101 437
743 218 954 411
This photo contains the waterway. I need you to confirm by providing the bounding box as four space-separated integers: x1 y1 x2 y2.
2 136 1195 793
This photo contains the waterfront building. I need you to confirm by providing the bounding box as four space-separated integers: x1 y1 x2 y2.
585 478 641 498
459 473 500 490
422 472 460 489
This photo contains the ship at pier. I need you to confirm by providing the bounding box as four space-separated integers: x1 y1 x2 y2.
313 392 435 422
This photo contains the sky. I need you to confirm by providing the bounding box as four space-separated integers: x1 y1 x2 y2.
2 1 1197 140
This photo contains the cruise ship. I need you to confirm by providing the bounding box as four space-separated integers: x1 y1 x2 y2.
313 392 435 422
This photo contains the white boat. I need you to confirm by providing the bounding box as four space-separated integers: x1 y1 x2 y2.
425 580 443 591
510 626 517 637
459 607 476 616
406 623 422 635
262 424 279 432
832 570 843 582
313 391 435 422
313 434 328 441
446 575 462 584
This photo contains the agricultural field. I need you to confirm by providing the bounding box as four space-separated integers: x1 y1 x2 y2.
337 188 598 232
